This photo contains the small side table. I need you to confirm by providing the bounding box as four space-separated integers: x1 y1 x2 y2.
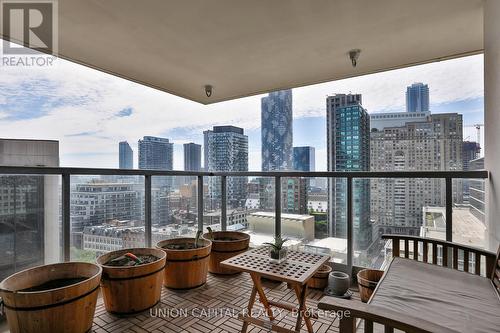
221 247 330 333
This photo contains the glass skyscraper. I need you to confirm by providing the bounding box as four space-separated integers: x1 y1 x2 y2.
138 136 173 170
326 94 371 250
119 141 133 169
183 143 201 171
205 126 248 207
261 89 293 171
406 82 429 113
293 146 315 172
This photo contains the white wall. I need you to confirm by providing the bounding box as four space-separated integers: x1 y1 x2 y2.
484 0 500 251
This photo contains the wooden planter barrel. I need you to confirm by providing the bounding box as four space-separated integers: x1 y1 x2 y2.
96 248 166 314
357 268 384 303
307 264 332 289
203 231 250 275
157 238 212 289
0 262 101 333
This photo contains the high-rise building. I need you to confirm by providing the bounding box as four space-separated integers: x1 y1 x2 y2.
184 143 202 172
370 113 463 236
406 83 429 113
285 146 315 215
119 141 133 169
0 139 59 279
261 89 293 171
138 136 173 170
326 94 371 250
462 141 481 170
205 126 248 207
462 141 481 204
203 131 209 171
293 146 315 172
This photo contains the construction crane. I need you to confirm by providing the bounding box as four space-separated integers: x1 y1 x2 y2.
464 124 484 143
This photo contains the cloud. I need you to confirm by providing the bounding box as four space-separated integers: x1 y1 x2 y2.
65 131 100 137
116 107 133 117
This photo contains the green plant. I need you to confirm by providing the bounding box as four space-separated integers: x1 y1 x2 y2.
194 230 203 248
264 235 288 252
206 226 214 240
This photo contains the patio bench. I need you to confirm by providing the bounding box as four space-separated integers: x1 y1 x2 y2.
318 235 500 333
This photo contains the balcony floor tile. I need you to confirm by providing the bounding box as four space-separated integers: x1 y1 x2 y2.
90 273 359 333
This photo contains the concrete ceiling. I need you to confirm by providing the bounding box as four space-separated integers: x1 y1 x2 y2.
2 0 484 104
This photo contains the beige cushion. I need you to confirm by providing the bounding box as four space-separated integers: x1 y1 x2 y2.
370 257 500 333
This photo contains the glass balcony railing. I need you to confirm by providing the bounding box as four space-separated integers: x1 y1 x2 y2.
0 167 489 280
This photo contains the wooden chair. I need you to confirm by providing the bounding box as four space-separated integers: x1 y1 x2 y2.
319 235 500 333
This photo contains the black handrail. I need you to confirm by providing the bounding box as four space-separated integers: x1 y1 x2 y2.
0 166 489 274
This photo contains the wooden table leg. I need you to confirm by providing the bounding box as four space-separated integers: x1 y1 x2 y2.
293 283 314 333
250 273 275 320
241 285 257 333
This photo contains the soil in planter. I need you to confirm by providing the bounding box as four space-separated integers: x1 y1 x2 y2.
105 254 159 267
212 237 239 241
20 277 88 292
163 242 200 250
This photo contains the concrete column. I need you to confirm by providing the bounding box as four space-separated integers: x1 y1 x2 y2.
484 0 500 251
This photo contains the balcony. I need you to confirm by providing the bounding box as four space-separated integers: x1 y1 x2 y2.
1 0 500 332
0 167 492 332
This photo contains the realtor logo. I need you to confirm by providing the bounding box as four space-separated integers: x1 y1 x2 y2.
1 0 57 55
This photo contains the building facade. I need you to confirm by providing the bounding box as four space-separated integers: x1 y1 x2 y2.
0 139 59 279
287 146 315 215
293 146 315 172
70 183 142 236
183 143 202 172
205 126 248 207
281 177 308 214
326 94 371 250
138 136 173 170
370 111 431 131
462 141 481 170
468 157 485 223
370 113 463 237
261 89 293 171
406 82 429 113
119 141 133 169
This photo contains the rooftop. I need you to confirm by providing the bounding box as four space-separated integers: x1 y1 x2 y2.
249 212 314 221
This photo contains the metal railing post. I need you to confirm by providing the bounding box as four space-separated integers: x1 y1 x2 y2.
275 176 281 238
347 177 353 276
144 175 152 247
198 175 204 231
61 173 71 262
445 177 453 242
221 175 227 231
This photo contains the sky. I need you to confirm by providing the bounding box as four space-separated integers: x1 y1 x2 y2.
0 46 484 171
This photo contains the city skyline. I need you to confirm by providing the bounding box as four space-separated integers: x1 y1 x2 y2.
0 44 484 171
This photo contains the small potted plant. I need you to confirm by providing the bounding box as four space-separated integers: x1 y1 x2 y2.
264 235 288 264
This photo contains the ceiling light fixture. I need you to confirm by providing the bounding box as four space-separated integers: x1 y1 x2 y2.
349 49 361 67
205 85 213 98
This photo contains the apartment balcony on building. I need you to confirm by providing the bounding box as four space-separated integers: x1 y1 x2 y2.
0 1 499 333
